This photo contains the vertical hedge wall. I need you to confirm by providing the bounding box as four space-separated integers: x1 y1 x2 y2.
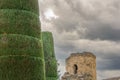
0 0 39 14
0 0 45 80
42 32 58 80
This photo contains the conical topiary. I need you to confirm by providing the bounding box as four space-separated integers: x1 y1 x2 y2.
42 32 58 80
0 0 45 80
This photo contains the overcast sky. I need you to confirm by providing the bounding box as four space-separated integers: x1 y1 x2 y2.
39 0 120 80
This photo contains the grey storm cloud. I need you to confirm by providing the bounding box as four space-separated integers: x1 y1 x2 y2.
85 23 120 41
97 56 120 70
39 0 120 79
40 0 120 41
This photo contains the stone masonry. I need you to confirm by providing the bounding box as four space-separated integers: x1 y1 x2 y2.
62 52 96 80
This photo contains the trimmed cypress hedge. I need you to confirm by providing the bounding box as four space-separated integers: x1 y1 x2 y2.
0 0 39 14
0 56 45 80
0 0 46 79
42 32 58 79
46 77 57 80
0 34 41 49
0 34 43 57
42 32 55 58
45 58 57 77
0 9 41 38
0 49 43 57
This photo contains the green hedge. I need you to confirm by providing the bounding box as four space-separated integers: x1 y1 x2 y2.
0 0 39 14
46 77 57 80
45 58 57 77
0 49 43 57
0 34 43 57
42 32 55 58
42 32 57 78
0 9 41 38
0 56 45 80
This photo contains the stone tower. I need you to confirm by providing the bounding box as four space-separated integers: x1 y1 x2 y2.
62 52 96 80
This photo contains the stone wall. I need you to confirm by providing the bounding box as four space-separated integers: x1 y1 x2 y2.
62 52 96 80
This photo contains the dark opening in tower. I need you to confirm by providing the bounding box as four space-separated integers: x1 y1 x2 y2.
74 64 78 74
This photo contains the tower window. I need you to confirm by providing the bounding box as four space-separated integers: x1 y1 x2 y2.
73 64 78 74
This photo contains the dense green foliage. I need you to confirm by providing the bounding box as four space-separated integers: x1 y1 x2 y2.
42 32 55 58
45 58 57 77
0 0 39 14
46 77 58 80
0 56 45 80
0 9 41 38
42 32 58 79
0 34 43 57
0 0 46 79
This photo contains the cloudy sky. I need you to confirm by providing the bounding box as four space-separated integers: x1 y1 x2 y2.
39 0 120 80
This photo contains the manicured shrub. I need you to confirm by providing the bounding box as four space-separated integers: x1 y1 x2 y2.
0 0 39 14
46 77 57 80
42 32 55 58
45 58 57 77
0 56 45 80
0 0 46 79
0 34 43 57
0 9 41 38
42 32 57 79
